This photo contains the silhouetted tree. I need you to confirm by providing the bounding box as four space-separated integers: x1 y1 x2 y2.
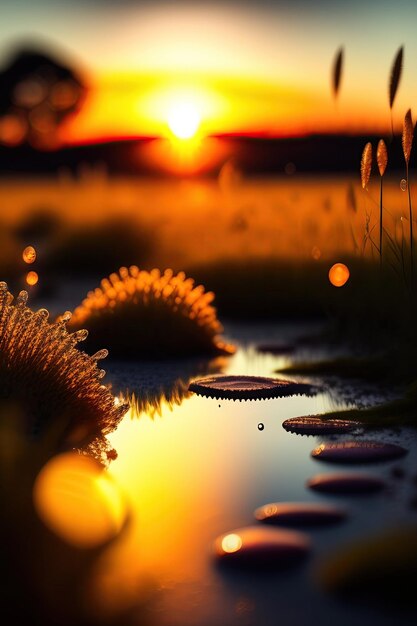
0 46 86 149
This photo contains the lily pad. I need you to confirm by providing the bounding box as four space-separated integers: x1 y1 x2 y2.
283 415 361 435
188 375 317 401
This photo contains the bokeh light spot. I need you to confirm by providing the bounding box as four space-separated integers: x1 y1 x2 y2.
26 271 39 286
329 263 350 287
23 245 36 264
311 246 321 260
33 452 127 548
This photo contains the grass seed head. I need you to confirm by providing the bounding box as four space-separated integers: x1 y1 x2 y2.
360 142 373 189
402 109 414 165
377 139 388 176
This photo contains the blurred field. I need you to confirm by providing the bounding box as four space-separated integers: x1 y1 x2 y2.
0 171 414 325
0 171 413 267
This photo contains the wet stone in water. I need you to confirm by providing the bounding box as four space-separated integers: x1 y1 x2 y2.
254 502 347 526
283 415 361 435
311 441 407 464
215 526 310 570
189 375 317 401
307 472 386 494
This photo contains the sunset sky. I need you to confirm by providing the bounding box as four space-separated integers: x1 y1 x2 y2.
1 0 417 143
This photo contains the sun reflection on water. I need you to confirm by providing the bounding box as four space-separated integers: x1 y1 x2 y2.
221 533 243 554
90 341 332 618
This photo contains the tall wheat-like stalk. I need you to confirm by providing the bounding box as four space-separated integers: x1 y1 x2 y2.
360 142 373 190
332 47 344 100
389 46 404 136
360 143 373 258
377 139 388 267
402 109 414 284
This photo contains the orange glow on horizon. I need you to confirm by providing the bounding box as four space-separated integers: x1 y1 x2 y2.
141 136 229 175
58 65 411 148
56 71 347 146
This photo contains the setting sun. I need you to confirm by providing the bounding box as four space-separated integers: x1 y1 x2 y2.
167 100 201 140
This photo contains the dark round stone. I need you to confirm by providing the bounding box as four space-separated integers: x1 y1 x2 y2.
214 526 310 570
188 375 316 401
254 502 347 526
311 441 407 464
307 472 386 494
283 415 361 435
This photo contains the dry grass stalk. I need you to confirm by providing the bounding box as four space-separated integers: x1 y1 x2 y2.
402 109 415 285
389 46 403 109
332 47 343 99
346 182 357 213
377 139 388 267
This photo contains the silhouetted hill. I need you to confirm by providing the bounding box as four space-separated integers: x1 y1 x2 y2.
0 134 410 177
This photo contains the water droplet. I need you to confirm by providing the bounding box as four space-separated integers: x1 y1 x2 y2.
258 423 264 431
17 290 28 305
26 271 38 286
92 349 109 361
36 308 49 320
60 311 72 323
400 178 407 191
72 329 88 343
22 245 36 264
